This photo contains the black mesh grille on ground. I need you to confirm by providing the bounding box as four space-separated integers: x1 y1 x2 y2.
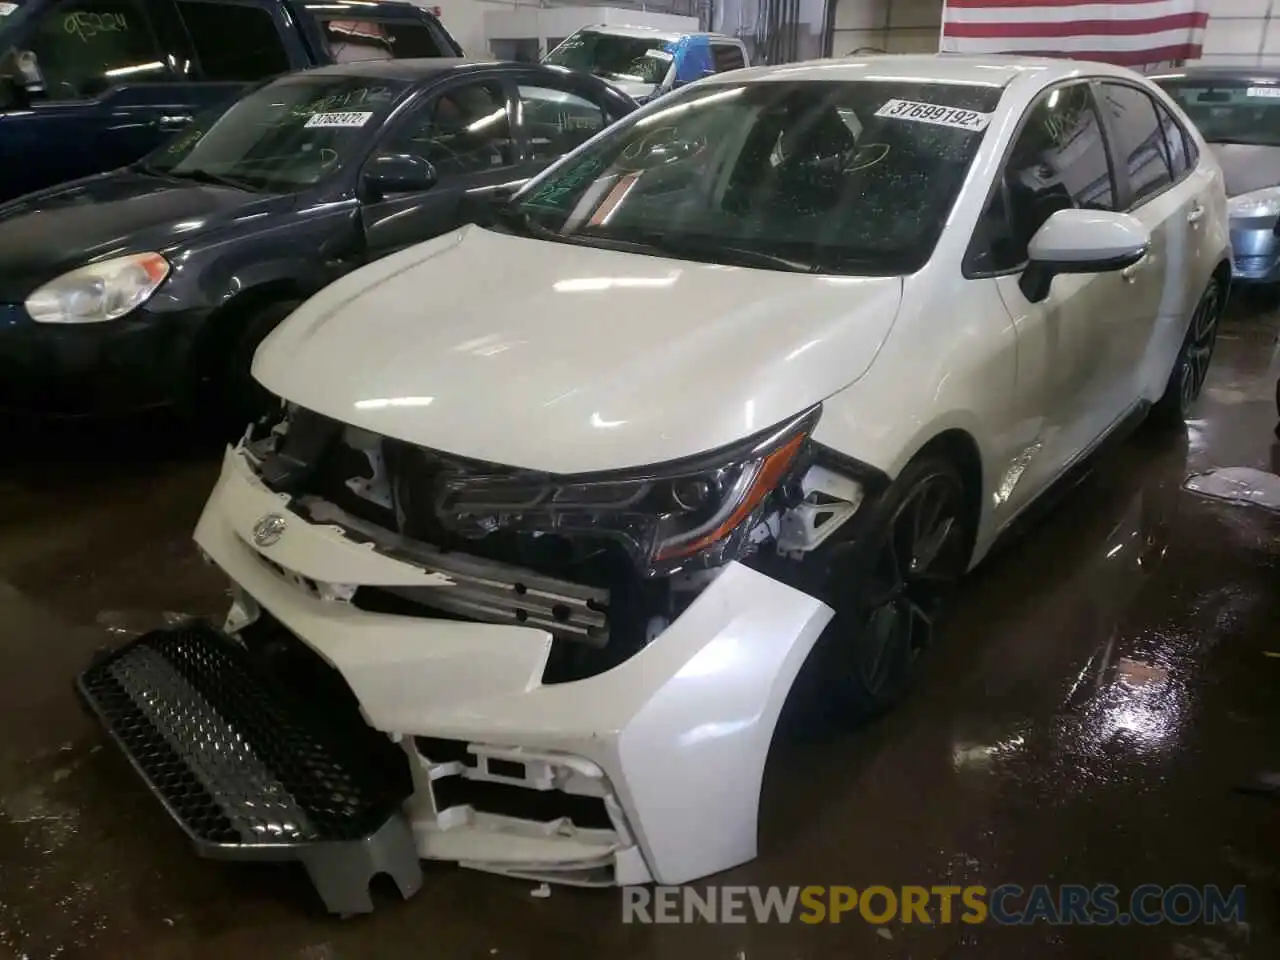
78 622 411 848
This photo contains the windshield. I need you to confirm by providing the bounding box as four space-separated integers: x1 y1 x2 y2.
1157 78 1280 147
508 79 1003 275
545 30 675 86
142 73 411 191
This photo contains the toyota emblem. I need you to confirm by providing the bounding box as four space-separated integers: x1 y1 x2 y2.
252 513 287 547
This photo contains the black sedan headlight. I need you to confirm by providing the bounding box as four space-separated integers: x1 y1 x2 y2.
435 407 821 576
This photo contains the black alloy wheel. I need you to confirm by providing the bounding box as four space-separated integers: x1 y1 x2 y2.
1155 279 1222 423
824 456 972 717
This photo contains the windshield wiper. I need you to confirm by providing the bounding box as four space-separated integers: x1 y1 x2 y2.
162 168 260 191
592 230 817 272
486 204 565 241
1207 137 1277 147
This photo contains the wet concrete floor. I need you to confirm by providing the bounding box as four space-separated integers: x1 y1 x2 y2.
2 303 1280 959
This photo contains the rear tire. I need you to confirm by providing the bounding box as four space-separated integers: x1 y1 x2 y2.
1152 278 1222 426
816 454 973 719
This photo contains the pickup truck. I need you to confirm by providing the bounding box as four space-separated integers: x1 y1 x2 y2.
0 0 461 201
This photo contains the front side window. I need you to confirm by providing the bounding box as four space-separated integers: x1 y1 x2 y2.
971 82 1115 273
176 0 290 82
518 84 605 162
383 80 512 176
26 0 168 100
319 18 448 62
1157 77 1280 148
1097 82 1173 207
511 79 1003 275
544 30 674 86
143 73 410 190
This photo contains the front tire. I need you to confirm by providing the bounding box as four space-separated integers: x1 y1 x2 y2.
1152 278 1222 425
197 299 301 439
819 455 973 718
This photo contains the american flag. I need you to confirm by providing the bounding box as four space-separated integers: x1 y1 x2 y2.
939 0 1210 68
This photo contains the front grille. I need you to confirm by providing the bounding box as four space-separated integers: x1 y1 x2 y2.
77 622 423 914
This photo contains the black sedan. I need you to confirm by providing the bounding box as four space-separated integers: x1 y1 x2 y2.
0 58 636 425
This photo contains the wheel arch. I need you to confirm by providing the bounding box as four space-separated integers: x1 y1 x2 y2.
189 280 308 387
1212 258 1231 303
903 428 984 567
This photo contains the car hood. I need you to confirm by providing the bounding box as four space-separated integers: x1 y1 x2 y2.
1207 143 1280 198
0 171 291 300
253 225 904 473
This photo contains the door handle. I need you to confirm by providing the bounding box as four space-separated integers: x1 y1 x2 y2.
1187 204 1205 225
156 114 193 132
1121 254 1149 283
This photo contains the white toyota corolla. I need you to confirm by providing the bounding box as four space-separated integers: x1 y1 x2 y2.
80 55 1230 913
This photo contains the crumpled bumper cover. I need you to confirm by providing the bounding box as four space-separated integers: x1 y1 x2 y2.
82 447 835 907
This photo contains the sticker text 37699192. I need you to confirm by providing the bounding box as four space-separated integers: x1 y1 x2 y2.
874 98 993 133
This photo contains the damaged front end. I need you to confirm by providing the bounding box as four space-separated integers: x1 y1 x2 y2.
243 400 876 680
78 398 884 912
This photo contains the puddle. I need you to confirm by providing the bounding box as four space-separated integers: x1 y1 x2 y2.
1184 467 1280 511
95 609 196 638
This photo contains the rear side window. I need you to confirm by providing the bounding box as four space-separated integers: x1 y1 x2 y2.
1096 82 1173 207
319 18 448 61
710 42 745 73
27 0 170 100
177 0 290 81
970 82 1116 273
1155 100 1193 179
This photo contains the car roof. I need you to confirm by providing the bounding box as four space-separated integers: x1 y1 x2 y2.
1148 65 1280 83
576 24 738 42
722 53 1147 88
295 58 550 83
297 0 429 13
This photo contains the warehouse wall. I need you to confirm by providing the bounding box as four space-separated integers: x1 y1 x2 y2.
1197 0 1280 66
419 0 704 59
830 0 942 56
425 0 1280 68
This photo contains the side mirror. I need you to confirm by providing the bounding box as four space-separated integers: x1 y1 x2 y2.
1019 209 1151 303
362 152 438 198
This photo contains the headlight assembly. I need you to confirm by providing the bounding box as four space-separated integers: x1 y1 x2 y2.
1227 186 1280 220
25 252 170 324
433 406 823 576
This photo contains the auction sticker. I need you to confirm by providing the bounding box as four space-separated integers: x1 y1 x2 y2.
304 111 374 128
0 3 16 14
1247 86 1280 98
875 98 992 132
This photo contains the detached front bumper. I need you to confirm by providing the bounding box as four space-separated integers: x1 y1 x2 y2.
80 448 834 909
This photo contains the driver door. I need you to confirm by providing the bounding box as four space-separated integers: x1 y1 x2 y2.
973 81 1129 525
360 75 520 260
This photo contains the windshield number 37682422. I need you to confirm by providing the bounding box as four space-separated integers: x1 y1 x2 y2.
874 98 992 132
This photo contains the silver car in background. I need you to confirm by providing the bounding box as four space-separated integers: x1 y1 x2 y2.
1154 67 1280 285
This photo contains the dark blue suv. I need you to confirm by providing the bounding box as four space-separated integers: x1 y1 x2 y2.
0 0 461 202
